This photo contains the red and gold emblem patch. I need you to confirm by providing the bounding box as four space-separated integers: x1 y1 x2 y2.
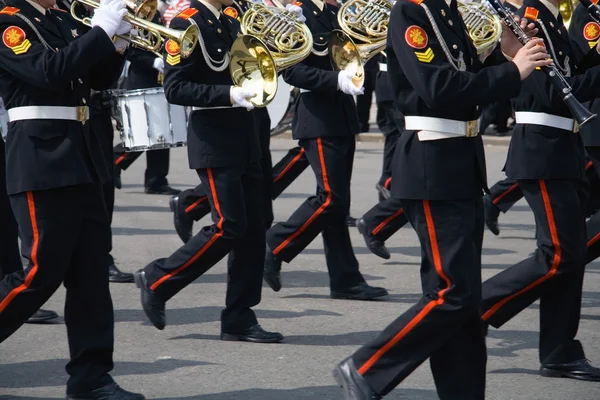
405 25 428 50
3 26 30 55
524 7 539 21
0 6 20 15
223 6 238 19
165 39 181 66
584 22 600 41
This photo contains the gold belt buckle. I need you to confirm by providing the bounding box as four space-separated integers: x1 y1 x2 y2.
466 120 478 137
573 120 580 133
76 106 87 125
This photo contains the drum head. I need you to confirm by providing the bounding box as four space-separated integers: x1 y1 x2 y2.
267 76 291 130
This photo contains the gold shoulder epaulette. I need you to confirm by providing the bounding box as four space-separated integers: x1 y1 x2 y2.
0 7 20 15
175 8 199 20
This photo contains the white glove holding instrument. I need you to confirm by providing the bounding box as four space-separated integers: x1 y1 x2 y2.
230 86 257 110
337 69 364 96
153 57 165 73
285 3 306 22
91 0 128 39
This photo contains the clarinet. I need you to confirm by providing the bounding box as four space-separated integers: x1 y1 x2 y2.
578 0 600 23
486 0 596 127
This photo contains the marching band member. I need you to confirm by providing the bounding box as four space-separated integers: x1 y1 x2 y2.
135 0 283 343
333 0 551 398
262 0 388 300
481 0 600 382
0 0 145 397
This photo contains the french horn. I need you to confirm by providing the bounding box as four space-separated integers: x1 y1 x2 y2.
229 2 313 107
329 0 392 88
457 1 503 55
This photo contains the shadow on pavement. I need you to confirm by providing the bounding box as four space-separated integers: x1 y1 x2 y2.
0 359 213 389
168 331 382 346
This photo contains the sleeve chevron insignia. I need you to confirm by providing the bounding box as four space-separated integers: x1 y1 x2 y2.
589 40 599 48
414 47 434 63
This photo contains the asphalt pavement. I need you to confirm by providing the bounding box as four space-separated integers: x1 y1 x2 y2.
1 138 599 400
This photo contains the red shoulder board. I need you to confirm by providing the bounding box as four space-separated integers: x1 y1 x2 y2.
593 0 599 5
408 0 424 4
524 7 539 21
223 6 238 19
292 1 302 5
176 8 198 20
0 7 20 15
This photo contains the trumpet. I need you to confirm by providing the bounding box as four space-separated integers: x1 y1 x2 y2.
70 0 199 58
329 0 391 88
229 2 313 107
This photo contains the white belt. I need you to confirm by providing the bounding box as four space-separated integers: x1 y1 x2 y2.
300 89 311 93
192 104 240 110
514 111 576 132
405 116 479 141
7 106 89 123
379 63 387 72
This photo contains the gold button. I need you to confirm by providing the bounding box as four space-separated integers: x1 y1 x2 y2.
313 10 317 14
448 20 453 26
78 78 83 84
82 98 87 104
208 19 213 24
452 44 458 49
217 48 222 52
550 22 554 28
217 28 222 33
441 9 446 16
319 36 323 40
559 51 563 56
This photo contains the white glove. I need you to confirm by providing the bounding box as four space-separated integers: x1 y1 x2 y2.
91 0 128 39
115 19 132 36
153 57 164 73
230 86 257 110
337 69 364 96
285 3 306 22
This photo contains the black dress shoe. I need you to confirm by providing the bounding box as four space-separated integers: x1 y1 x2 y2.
331 282 389 300
264 250 282 292
145 185 181 195
221 324 284 343
170 195 193 243
357 218 390 260
375 183 390 201
26 309 58 323
333 357 381 400
109 264 134 283
134 270 166 330
484 195 500 236
346 216 357 227
66 382 145 400
540 359 600 381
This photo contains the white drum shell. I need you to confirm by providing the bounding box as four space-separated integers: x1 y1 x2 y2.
112 88 188 151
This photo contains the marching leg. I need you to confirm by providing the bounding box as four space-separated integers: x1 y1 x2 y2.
483 178 522 236
271 146 310 200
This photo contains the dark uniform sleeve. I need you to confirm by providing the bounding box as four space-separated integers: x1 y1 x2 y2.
392 2 521 109
162 16 231 107
0 17 116 90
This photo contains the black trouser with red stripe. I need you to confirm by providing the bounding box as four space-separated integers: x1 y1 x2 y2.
266 136 365 291
490 152 600 216
143 163 265 332
0 138 21 278
179 145 309 224
113 146 171 190
0 184 114 394
353 198 486 399
362 197 408 244
376 100 403 189
482 179 588 364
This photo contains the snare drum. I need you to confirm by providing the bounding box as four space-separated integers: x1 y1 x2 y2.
268 76 299 136
109 87 188 152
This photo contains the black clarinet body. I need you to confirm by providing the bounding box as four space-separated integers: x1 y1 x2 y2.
579 0 600 24
486 0 596 127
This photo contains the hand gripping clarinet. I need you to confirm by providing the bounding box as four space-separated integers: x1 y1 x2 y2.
578 0 600 23
486 0 596 127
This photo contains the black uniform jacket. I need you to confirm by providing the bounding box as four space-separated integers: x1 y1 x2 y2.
126 12 163 90
281 0 359 139
375 54 394 103
506 0 600 180
163 0 260 169
388 0 521 200
569 3 600 147
0 0 125 195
